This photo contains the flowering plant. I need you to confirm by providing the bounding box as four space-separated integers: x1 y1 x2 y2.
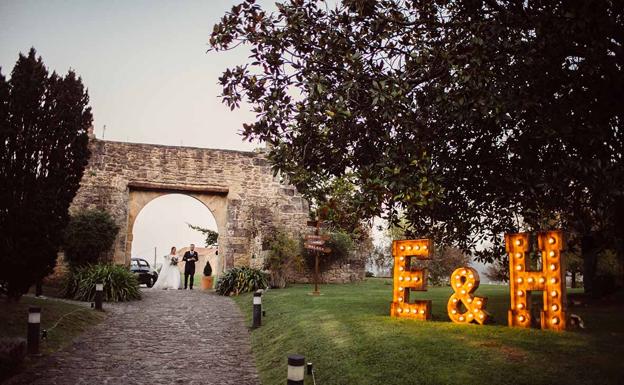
170 256 179 266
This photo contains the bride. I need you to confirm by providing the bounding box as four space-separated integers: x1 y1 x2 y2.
152 246 181 290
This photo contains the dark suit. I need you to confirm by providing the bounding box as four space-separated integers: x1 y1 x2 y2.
183 250 199 289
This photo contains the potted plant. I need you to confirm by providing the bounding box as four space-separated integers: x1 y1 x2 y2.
201 260 213 290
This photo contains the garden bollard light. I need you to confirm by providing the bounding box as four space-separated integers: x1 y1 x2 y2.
287 354 305 385
95 283 103 311
27 307 41 355
253 290 262 328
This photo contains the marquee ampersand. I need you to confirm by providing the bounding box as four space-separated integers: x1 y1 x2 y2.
447 267 490 325
506 230 567 331
390 239 432 320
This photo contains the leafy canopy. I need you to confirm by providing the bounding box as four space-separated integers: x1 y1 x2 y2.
210 1 623 272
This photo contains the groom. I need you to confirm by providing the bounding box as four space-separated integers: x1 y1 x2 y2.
182 244 199 290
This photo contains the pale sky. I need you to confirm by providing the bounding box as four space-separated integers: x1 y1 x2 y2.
0 0 269 258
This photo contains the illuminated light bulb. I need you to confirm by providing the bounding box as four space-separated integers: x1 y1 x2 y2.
468 274 474 279
414 277 420 282
399 277 404 281
468 313 473 318
407 246 412 251
399 245 405 251
467 298 473 303
461 289 466 295
455 282 461 288
415 245 420 251
462 269 467 275
406 277 411 281
467 282 473 287
551 317 560 325
455 275 461 280
397 308 403 313
452 298 458 304
528 277 534 283
473 308 478 313
550 278 557 284
423 245 428 250
452 309 457 314
517 278 523 284
551 304 559 312
549 237 556 245
518 315 526 322
517 290 524 297
398 287 404 291
399 267 404 272
549 251 555 258
476 300 482 306
419 309 425 314
550 264 557 271
539 277 545 284
412 309 417 314
515 239 522 246
550 290 558 297
479 314 484 319
515 252 522 258
399 256 404 261
398 297 403 302
517 303 525 310
459 316 465 321
516 264 522 271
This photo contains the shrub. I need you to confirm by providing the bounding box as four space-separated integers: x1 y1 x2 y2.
304 230 354 272
63 264 141 302
215 267 268 296
0 338 26 382
365 271 375 277
63 210 119 267
203 260 213 276
264 230 304 288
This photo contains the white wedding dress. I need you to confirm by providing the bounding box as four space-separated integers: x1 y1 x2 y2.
152 254 181 290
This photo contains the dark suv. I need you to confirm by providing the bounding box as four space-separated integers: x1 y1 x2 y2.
130 258 159 287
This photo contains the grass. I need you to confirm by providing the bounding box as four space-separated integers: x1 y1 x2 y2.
0 296 106 356
233 279 624 385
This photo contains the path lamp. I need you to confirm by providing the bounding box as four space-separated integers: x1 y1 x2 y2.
94 283 104 311
252 290 262 328
287 354 305 385
27 307 41 355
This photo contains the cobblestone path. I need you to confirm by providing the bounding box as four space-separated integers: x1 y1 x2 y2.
7 289 261 385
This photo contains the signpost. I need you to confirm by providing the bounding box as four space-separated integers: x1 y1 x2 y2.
304 219 331 296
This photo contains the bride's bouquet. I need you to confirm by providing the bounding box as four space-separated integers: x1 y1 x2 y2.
170 256 179 266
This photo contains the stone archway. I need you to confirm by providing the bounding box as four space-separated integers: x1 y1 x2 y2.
126 184 227 273
69 138 309 269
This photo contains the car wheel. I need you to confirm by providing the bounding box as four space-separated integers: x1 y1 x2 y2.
147 277 154 288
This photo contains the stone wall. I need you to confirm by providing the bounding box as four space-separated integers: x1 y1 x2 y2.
70 138 309 273
291 251 367 284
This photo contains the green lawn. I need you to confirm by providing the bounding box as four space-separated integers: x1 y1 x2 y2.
233 279 624 385
0 295 106 380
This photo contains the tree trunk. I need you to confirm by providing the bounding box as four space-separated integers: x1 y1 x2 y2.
571 271 577 289
581 233 599 297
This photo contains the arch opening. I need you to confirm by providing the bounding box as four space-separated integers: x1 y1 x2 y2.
130 193 220 286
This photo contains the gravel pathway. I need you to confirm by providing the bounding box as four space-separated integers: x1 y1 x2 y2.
7 289 260 385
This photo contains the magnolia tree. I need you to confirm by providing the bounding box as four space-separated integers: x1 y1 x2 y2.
210 0 623 295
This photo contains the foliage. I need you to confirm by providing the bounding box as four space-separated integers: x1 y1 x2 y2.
233 280 621 385
485 259 510 283
0 48 92 299
63 264 141 302
203 260 213 277
365 271 374 278
264 230 303 288
187 223 218 247
215 266 268 296
62 210 119 268
421 247 472 286
303 230 355 273
210 0 624 296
